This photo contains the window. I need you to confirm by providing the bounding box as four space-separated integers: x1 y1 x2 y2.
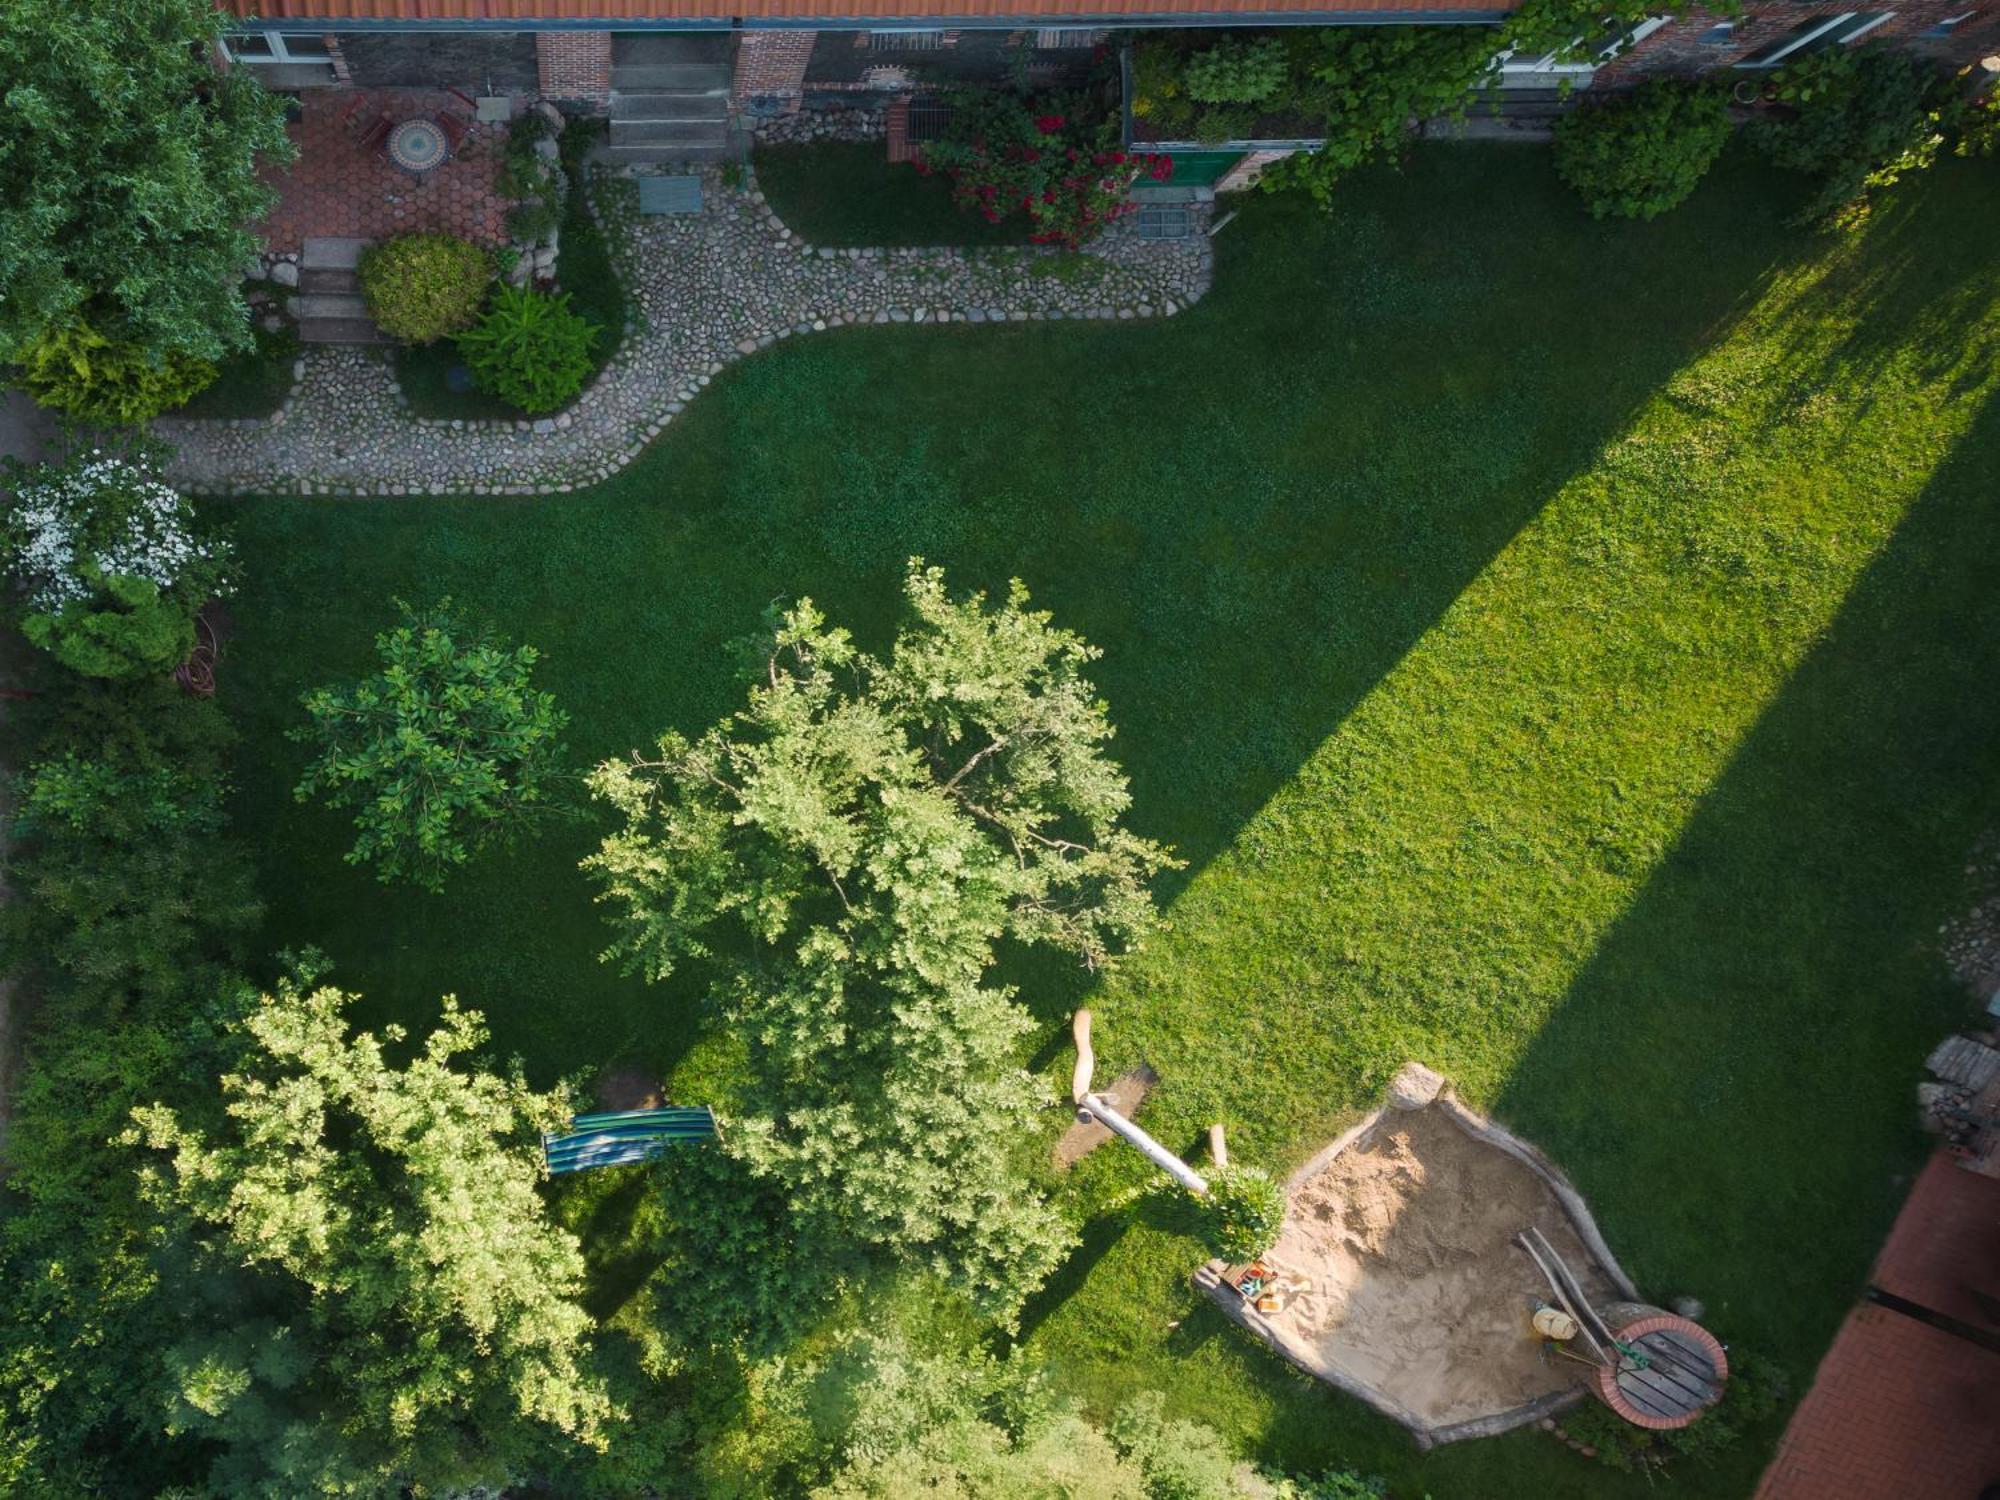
1735 11 1896 66
1924 9 1977 34
1698 20 1738 44
224 30 332 64
1495 15 1668 76
869 30 945 51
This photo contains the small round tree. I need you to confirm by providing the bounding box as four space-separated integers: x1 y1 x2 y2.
357 233 492 344
292 602 568 891
1196 1164 1287 1262
0 451 231 679
1552 79 1732 222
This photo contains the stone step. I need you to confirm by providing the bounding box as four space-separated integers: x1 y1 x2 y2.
292 292 371 322
298 266 360 295
299 317 392 345
299 234 372 271
609 63 731 92
611 120 732 151
611 91 729 123
611 30 732 66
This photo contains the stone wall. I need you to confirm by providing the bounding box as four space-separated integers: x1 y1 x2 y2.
337 33 538 91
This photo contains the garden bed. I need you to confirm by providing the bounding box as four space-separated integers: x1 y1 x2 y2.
752 142 1036 247
173 324 298 421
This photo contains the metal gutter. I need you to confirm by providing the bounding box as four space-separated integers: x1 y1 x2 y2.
247 12 1513 30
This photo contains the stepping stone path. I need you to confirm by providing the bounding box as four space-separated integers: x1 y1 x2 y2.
157 164 1214 497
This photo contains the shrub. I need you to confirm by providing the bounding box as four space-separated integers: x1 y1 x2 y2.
1553 80 1732 221
357 233 492 343
16 319 216 424
1195 1164 1287 1261
1 451 229 679
918 91 1171 247
292 600 570 891
1261 27 1499 206
1756 46 1949 227
1562 1347 1788 1473
1184 37 1289 105
456 285 601 414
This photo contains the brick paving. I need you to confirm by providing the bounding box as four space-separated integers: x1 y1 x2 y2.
1755 1155 2000 1500
258 89 513 255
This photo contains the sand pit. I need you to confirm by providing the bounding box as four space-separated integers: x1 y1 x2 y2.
1198 1077 1638 1445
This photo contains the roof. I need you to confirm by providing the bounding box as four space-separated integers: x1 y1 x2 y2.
225 0 1509 24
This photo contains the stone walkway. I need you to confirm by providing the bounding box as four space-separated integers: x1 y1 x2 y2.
159 165 1213 497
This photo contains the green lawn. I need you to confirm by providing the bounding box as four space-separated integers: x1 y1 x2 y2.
207 144 2000 1498
754 140 1038 245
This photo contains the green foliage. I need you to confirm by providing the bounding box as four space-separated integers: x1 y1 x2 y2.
457 284 602 415
1561 1347 1788 1473
1756 46 1950 227
2 450 228 680
1259 28 1499 205
1503 0 1671 62
23 571 195 680
15 320 217 424
586 561 1176 1330
1184 37 1289 106
357 232 492 344
0 0 293 365
127 975 619 1496
0 685 259 1497
292 600 570 891
1957 88 2000 158
1554 79 1732 220
1194 1163 1288 1261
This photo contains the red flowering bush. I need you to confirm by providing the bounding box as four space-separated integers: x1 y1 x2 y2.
917 91 1172 248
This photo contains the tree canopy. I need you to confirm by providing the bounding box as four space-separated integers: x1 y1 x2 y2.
126 975 616 1497
0 0 293 363
586 560 1176 1332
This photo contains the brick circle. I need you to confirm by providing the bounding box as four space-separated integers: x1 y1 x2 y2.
1594 1313 1729 1430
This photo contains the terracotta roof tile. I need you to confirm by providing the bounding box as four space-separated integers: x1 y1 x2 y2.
228 0 1510 20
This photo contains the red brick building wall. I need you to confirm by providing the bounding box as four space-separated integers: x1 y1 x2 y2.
734 30 818 109
1599 0 2000 85
536 31 612 108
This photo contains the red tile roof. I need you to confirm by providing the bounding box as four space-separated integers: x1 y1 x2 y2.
227 0 1508 20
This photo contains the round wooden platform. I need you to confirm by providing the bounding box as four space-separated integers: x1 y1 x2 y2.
1593 1312 1730 1430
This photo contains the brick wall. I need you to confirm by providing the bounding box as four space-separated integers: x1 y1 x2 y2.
536 31 611 109
735 30 817 110
1600 0 2000 85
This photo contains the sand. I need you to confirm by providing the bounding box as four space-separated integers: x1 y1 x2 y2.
1259 1104 1617 1429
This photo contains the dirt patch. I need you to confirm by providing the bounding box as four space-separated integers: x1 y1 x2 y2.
1053 1065 1158 1169
1259 1104 1616 1430
595 1066 664 1112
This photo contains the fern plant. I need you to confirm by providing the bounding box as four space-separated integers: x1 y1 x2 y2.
455 285 600 415
1183 37 1288 106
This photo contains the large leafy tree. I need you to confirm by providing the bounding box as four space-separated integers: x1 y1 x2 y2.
0 0 293 364
586 560 1176 1333
126 975 617 1497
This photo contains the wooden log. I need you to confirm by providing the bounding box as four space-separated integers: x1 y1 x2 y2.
1072 1009 1096 1105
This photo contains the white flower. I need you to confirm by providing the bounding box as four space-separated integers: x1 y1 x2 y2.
3 452 230 613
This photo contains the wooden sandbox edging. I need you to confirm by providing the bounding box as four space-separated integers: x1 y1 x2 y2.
1194 1061 1641 1450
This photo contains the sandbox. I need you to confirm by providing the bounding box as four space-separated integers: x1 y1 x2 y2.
1196 1066 1639 1447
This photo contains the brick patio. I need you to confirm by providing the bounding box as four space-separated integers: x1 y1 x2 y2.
258 90 515 255
1755 1154 2000 1500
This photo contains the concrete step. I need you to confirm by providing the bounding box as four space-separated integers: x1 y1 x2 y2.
612 91 729 123
292 292 371 322
610 63 731 92
611 119 732 150
612 30 732 66
606 139 744 164
299 317 392 345
299 234 371 271
298 266 360 295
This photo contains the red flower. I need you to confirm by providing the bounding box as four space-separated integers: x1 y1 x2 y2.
1035 114 1065 133
1150 156 1174 182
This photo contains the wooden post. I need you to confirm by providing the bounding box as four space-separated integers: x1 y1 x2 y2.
1208 1123 1229 1169
1070 1009 1209 1195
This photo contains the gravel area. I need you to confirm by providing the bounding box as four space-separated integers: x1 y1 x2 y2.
157 163 1213 497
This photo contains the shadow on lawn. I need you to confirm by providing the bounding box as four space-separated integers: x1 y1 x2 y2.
1491 382 2000 1385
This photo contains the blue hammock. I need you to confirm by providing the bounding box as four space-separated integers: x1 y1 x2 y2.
542 1106 719 1175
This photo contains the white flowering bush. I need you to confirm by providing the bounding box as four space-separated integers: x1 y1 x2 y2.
1 452 231 678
